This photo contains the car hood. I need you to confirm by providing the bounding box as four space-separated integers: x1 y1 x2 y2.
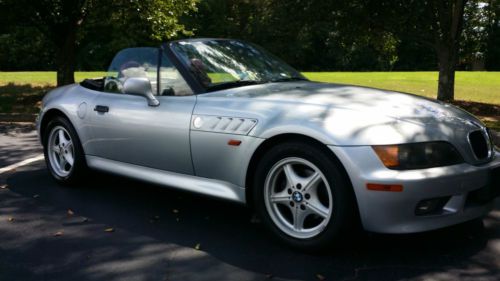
207 81 482 127
197 80 489 151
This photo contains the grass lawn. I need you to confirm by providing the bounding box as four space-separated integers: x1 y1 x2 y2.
0 72 499 127
0 72 104 114
0 72 105 87
1 71 499 103
303 71 500 105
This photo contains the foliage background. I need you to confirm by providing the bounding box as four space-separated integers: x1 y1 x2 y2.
1 0 499 72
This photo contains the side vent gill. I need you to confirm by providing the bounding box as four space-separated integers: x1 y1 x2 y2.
191 115 257 135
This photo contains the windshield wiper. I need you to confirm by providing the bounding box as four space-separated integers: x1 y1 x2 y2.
206 80 266 91
269 77 308 83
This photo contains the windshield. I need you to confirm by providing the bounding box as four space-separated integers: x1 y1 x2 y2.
170 39 306 91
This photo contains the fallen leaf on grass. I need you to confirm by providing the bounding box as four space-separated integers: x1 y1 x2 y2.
67 209 74 216
104 228 115 233
53 231 64 236
316 274 326 280
7 217 14 222
194 243 201 250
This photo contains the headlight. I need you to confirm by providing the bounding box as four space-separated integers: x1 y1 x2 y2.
372 142 464 170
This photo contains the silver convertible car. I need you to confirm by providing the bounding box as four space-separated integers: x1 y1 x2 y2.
37 38 500 251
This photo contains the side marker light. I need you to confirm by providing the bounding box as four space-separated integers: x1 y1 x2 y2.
228 139 242 146
366 183 403 192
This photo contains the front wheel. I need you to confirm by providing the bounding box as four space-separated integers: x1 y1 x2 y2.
43 116 87 185
253 142 357 251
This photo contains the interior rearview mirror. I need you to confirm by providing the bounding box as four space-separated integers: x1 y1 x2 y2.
122 77 160 107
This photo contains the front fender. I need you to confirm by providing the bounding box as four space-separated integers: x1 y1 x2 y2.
249 106 428 146
37 84 99 150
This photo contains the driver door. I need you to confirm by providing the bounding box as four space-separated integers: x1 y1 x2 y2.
86 47 196 175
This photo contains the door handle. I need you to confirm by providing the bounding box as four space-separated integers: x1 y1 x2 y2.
94 105 109 113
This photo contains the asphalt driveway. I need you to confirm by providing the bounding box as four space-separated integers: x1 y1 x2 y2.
1 123 499 281
0 122 41 167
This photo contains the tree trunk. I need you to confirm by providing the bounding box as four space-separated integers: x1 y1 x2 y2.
55 29 77 87
433 0 467 102
437 47 456 101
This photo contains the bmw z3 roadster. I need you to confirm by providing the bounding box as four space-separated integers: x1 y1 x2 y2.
37 38 500 251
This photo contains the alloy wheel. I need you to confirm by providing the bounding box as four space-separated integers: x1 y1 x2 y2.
264 157 333 239
47 126 75 177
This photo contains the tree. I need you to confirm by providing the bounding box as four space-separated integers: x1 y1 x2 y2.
365 0 468 101
484 0 500 70
184 0 400 71
0 27 55 71
433 0 468 101
460 0 490 70
1 0 197 86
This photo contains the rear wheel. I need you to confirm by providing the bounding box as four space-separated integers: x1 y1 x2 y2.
253 142 357 251
43 116 87 185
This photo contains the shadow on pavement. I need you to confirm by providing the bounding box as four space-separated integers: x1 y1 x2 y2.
0 122 42 167
1 164 499 280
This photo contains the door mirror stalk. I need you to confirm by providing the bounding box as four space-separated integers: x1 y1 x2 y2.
123 77 160 107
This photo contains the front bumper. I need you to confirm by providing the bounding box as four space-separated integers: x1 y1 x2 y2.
329 145 500 234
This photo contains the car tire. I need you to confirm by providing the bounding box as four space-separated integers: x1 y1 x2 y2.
253 141 357 252
43 116 87 185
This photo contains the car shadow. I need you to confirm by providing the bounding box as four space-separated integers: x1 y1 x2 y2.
3 165 500 280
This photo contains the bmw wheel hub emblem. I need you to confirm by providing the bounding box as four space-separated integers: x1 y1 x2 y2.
292 191 303 202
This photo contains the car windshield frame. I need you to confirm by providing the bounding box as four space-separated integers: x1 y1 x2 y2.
165 38 307 93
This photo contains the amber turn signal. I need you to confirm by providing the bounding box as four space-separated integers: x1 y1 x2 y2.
227 139 242 146
372 145 399 168
366 183 403 192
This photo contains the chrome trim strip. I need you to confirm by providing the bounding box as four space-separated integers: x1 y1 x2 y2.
485 128 495 159
86 155 246 203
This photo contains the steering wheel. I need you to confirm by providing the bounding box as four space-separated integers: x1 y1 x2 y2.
104 76 122 93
